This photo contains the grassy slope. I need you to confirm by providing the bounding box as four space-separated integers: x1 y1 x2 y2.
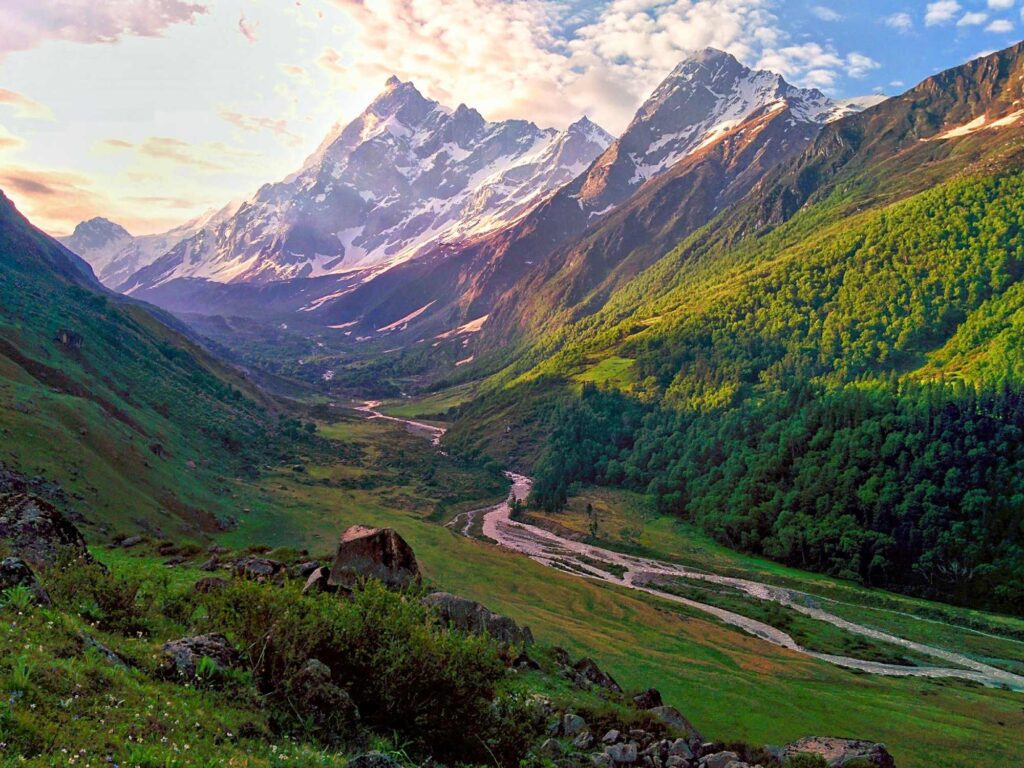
221 412 1024 768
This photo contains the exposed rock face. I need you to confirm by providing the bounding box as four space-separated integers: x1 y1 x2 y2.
422 591 534 646
160 634 238 681
302 565 335 596
0 492 92 568
783 737 895 768
649 706 702 743
328 525 420 590
573 657 623 692
633 688 664 710
0 556 50 605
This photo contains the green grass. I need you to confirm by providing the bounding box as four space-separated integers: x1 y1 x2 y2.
574 356 637 387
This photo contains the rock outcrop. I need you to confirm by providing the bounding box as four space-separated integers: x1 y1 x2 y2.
233 556 284 582
327 526 420 590
0 556 50 605
0 492 92 568
783 737 895 768
160 634 238 681
573 656 623 692
422 591 534 647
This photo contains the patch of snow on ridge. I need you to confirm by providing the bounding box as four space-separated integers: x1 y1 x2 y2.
376 301 437 333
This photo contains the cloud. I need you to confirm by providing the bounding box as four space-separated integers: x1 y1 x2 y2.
238 12 259 43
958 11 989 25
987 18 1014 31
93 135 257 171
811 6 843 22
219 109 302 145
882 12 913 32
846 52 881 78
0 0 206 59
0 124 25 153
988 0 1014 8
925 1 962 26
0 165 111 233
0 89 54 120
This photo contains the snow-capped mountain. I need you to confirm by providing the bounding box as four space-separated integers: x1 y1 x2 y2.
575 47 850 215
121 78 611 293
60 203 239 289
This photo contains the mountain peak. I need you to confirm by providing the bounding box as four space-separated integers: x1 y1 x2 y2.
385 74 402 89
68 217 132 241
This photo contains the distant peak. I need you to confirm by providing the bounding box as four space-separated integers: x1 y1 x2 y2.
385 74 402 89
567 115 612 141
72 217 131 237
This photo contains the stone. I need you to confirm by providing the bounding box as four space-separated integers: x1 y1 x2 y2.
347 753 403 768
782 737 895 768
665 758 689 768
234 556 284 582
328 525 420 590
0 556 50 605
629 730 653 747
514 650 541 669
649 707 702 743
194 576 228 594
541 738 564 758
286 658 359 743
294 560 321 579
199 556 220 572
606 743 638 764
563 713 588 736
423 591 534 647
573 657 623 692
603 730 622 744
163 556 185 567
302 566 339 596
120 535 145 549
553 647 573 667
159 634 238 681
700 753 739 768
668 740 694 761
0 492 93 568
574 732 596 751
78 632 128 668
633 688 664 710
591 754 613 768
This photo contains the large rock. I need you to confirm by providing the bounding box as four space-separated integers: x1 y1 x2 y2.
633 688 663 710
159 634 238 681
328 525 420 590
783 737 895 768
700 752 739 768
0 493 92 568
649 706 702 744
422 591 534 646
573 657 623 692
233 556 284 582
605 742 638 765
285 658 359 743
0 556 50 605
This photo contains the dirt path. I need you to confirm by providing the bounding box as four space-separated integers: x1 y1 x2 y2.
360 403 1024 691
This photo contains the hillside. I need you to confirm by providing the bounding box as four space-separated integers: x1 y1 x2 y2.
0 190 308 540
447 43 1024 613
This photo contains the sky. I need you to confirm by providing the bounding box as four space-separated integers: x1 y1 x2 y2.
0 0 1020 236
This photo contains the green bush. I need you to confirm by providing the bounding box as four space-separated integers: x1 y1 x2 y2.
44 559 149 635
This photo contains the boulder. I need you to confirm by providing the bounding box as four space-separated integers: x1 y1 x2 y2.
0 556 50 605
574 657 623 692
328 525 420 590
347 753 403 768
120 535 145 549
159 633 238 681
0 492 92 568
286 658 359 743
606 743 638 765
700 752 739 768
199 556 220 572
233 556 284 582
603 730 622 744
541 738 564 758
783 738 895 768
668 739 694 761
422 591 534 646
562 713 588 736
302 566 338 596
649 707 702 743
293 560 321 579
633 688 664 710
574 732 596 750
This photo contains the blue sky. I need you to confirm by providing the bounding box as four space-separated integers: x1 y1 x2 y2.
0 0 1020 235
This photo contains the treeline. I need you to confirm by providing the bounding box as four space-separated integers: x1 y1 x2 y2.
530 380 1024 612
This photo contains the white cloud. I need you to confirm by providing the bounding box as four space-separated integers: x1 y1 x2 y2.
846 52 881 78
882 12 913 31
987 0 1014 9
0 0 206 59
987 18 1014 31
958 11 989 25
925 1 962 25
756 42 877 90
0 89 54 120
811 6 843 21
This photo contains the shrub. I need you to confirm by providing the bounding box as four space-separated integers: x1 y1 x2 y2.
44 560 149 635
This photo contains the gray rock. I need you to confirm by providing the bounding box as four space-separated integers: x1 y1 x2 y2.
574 657 622 692
159 633 237 681
328 525 420 590
669 740 694 760
0 493 93 568
603 730 622 744
541 738 564 758
234 556 284 582
286 658 359 743
782 737 895 768
199 556 219 572
422 591 534 647
294 560 321 579
78 632 129 668
665 757 690 768
0 556 50 605
194 576 228 593
591 754 612 768
606 743 638 765
120 535 145 548
700 752 739 768
633 688 664 710
650 706 702 742
563 713 588 736
303 566 338 596
574 732 596 751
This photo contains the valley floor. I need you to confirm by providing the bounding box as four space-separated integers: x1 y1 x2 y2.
212 400 1024 768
